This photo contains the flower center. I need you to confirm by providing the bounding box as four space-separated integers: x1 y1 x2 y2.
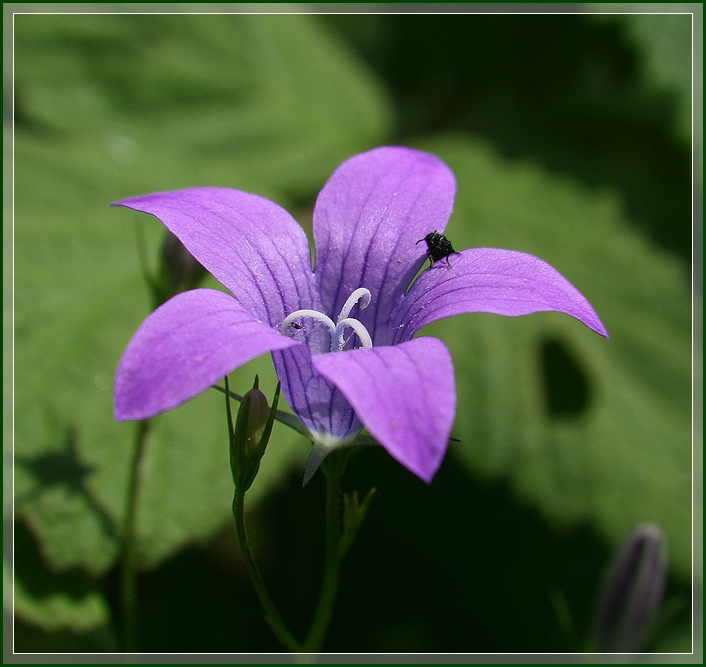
281 288 373 352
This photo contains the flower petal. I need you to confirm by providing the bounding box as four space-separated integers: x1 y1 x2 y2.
312 338 456 483
394 248 609 341
271 346 362 443
312 147 456 344
115 289 299 421
113 188 316 326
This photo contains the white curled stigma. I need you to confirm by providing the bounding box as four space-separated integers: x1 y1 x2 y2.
334 317 373 351
281 288 373 352
337 287 372 322
281 309 336 337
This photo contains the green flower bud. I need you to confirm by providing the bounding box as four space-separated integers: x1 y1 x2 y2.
239 388 270 455
228 376 280 493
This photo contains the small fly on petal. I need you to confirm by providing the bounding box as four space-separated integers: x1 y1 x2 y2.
416 230 461 268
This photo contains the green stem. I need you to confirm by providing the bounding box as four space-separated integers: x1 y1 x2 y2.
121 418 151 653
303 471 342 654
232 490 302 652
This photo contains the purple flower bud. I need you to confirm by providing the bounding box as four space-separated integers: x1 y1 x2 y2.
592 524 668 653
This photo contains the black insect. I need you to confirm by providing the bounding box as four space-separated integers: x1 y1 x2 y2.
416 230 460 268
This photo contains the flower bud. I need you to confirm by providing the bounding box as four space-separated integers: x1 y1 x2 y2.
229 377 280 493
591 524 668 653
155 230 206 305
237 388 270 457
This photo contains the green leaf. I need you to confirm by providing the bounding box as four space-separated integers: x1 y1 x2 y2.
13 12 392 198
415 134 692 579
12 11 391 630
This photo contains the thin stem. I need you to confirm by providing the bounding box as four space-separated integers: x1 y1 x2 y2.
232 489 302 653
303 471 342 654
121 418 151 653
133 222 160 306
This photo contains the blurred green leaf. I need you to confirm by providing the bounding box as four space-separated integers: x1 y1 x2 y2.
14 13 392 196
13 11 391 631
416 134 692 579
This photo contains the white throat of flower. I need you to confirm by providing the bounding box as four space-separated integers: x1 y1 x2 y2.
281 287 373 352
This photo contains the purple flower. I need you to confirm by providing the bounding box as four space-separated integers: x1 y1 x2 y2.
113 147 608 483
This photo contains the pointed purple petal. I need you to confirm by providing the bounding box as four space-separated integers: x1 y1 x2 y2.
113 188 316 326
312 338 456 483
115 289 299 421
394 248 609 341
312 147 456 344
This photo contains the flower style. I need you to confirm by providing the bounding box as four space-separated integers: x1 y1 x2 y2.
113 147 608 483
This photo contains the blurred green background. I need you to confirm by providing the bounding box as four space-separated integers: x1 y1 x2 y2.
9 5 697 656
